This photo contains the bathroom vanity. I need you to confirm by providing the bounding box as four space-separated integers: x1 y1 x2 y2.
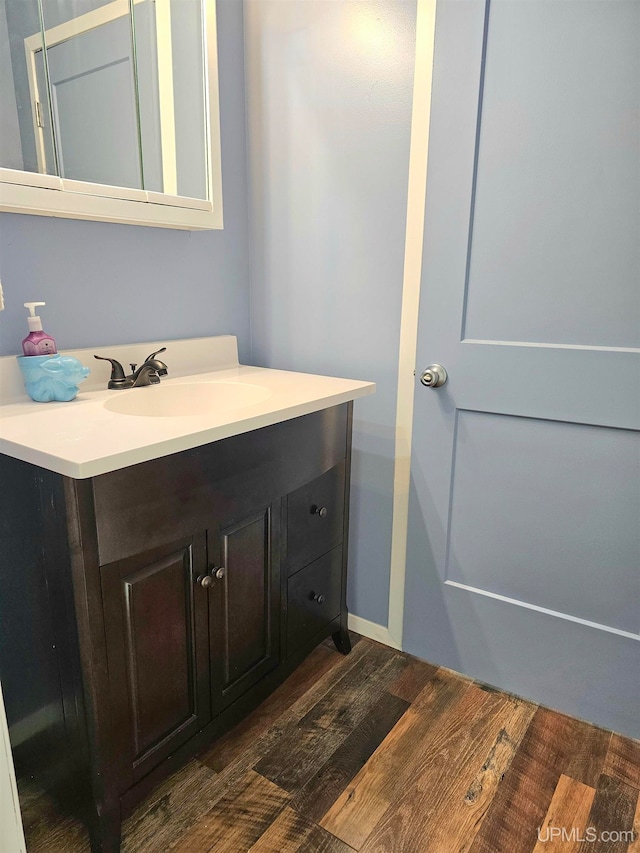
0 337 374 852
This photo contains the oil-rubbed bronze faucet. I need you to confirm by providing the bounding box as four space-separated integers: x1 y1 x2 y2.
94 347 168 389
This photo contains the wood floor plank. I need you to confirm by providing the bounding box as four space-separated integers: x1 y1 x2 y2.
576 774 638 853
255 642 406 793
319 668 472 850
359 688 536 853
518 712 610 789
387 656 439 702
122 761 219 852
170 770 289 853
291 691 409 822
200 643 339 772
603 733 640 790
299 642 400 731
471 708 606 853
562 722 612 789
16 782 91 853
531 774 596 853
250 806 356 852
410 666 473 713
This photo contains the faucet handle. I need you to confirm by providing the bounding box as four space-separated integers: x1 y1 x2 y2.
143 347 168 377
94 355 131 389
143 347 167 363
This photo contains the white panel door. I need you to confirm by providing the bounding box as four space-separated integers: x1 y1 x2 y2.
404 0 640 738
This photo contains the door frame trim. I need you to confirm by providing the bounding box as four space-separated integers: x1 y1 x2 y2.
386 0 438 648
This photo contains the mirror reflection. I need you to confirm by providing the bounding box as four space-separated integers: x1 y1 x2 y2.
0 0 208 199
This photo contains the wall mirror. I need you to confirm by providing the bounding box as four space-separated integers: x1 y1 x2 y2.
0 0 222 229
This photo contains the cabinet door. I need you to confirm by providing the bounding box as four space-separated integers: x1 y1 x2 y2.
101 534 210 789
208 504 280 712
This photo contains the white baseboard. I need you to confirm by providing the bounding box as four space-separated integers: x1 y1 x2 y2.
6 702 61 749
347 614 402 650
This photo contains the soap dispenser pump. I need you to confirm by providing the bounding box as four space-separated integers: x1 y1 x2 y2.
22 302 57 356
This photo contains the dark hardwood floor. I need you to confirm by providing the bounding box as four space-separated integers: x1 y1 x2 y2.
18 635 640 852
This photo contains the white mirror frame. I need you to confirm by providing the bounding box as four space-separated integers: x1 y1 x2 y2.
0 0 222 230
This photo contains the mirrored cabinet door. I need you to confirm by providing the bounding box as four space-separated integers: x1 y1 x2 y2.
38 0 142 189
1 0 56 175
0 0 221 229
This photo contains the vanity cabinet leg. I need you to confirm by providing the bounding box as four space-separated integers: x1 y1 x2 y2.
88 808 122 853
332 628 351 655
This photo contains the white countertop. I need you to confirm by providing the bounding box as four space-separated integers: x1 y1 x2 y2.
0 337 375 479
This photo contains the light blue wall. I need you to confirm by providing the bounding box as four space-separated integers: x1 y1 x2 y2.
0 0 416 632
245 0 416 627
0 0 251 361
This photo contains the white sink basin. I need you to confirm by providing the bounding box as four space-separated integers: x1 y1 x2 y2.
103 382 272 418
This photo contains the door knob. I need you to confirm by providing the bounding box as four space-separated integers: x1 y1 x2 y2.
420 364 448 388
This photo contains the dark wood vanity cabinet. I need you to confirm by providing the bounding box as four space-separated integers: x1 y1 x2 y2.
101 503 281 791
0 403 353 853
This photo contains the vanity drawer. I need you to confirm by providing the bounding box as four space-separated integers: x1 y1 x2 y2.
286 463 345 575
287 547 342 651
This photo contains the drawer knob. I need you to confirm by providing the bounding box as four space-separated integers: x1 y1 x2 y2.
213 567 225 579
312 592 325 605
311 505 328 518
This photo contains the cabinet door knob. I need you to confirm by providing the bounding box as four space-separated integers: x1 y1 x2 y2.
311 505 328 518
196 568 224 587
312 592 325 605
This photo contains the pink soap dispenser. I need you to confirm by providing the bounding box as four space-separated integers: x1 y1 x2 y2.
22 302 57 356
